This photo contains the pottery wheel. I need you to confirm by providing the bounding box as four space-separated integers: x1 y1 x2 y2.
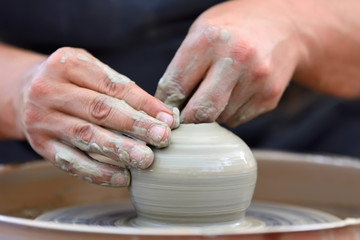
36 201 341 231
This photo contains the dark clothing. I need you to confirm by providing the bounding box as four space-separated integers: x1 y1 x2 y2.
0 0 223 94
0 0 359 163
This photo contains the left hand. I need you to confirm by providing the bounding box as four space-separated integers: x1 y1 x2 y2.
155 0 305 126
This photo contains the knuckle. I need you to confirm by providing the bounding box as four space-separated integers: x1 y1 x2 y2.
89 96 112 121
23 105 42 129
102 76 120 96
252 61 271 79
27 76 51 101
47 47 73 67
266 84 282 100
73 47 88 55
124 87 151 110
48 47 87 71
22 108 47 150
191 21 220 47
72 123 94 143
229 40 256 63
101 75 132 97
201 24 220 44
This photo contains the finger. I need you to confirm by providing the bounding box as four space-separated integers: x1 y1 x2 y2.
43 111 154 168
222 77 285 127
48 47 178 128
51 85 171 148
217 79 256 123
225 94 258 127
26 107 154 168
218 58 278 123
42 139 130 187
225 94 270 127
155 30 215 107
180 57 242 123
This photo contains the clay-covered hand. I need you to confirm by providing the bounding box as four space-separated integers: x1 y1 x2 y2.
155 0 304 126
17 47 179 187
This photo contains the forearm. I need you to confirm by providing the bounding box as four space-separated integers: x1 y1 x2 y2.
288 0 360 98
0 42 46 139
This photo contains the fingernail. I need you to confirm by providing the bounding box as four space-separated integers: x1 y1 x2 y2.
156 112 174 127
130 145 154 168
148 125 170 147
110 171 130 187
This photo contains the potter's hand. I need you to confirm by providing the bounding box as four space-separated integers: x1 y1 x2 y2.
17 47 179 187
155 0 303 126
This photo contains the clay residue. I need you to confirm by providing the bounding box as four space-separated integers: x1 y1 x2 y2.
156 55 201 108
130 111 171 148
72 133 153 169
128 145 153 168
71 138 129 165
157 72 186 107
55 151 102 178
191 100 218 122
59 49 75 63
108 170 130 186
212 57 234 87
180 57 233 122
171 107 181 128
220 29 230 42
55 148 130 187
103 98 170 148
76 53 91 62
96 61 133 85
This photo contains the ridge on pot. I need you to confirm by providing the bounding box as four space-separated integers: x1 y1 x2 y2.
129 123 257 226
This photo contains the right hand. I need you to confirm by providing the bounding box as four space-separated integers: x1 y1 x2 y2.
15 47 179 187
155 0 303 127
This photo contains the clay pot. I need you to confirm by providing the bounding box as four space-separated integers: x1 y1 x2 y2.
129 123 257 226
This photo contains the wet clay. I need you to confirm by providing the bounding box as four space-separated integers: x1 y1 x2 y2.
2 151 360 239
129 123 257 226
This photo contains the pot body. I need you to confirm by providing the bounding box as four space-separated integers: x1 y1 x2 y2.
129 123 257 226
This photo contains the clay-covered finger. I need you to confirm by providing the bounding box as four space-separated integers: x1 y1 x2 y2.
48 47 178 128
155 30 214 107
49 113 155 169
225 94 269 127
44 140 130 187
222 78 284 126
217 80 255 123
180 57 241 123
52 86 171 148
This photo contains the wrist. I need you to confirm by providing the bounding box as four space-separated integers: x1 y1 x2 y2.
281 0 337 79
0 43 46 139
